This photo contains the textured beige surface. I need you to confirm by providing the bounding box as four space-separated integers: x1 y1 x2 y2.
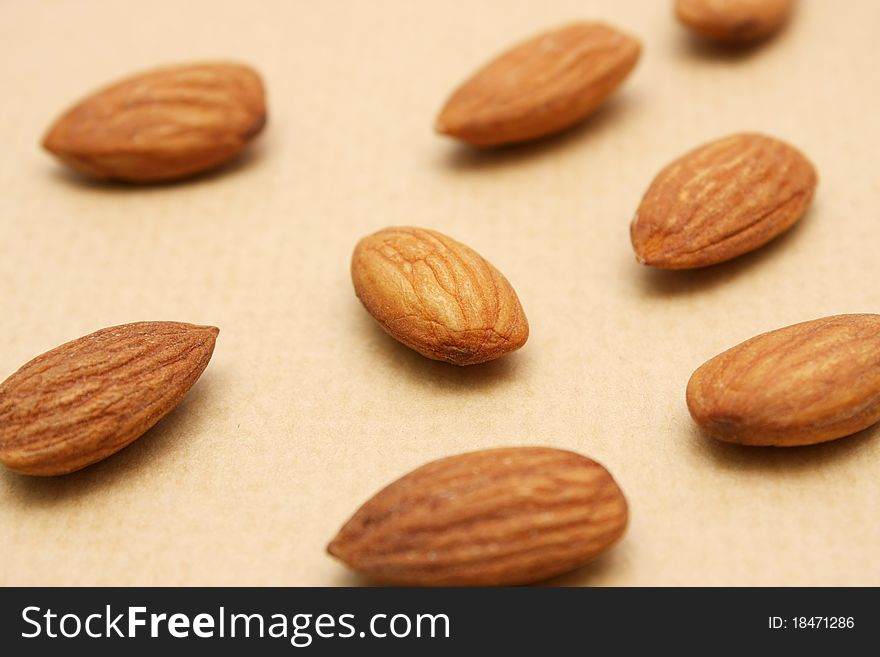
0 0 878 586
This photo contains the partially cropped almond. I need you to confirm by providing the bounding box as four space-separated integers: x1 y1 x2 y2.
328 447 628 586
631 133 817 269
352 227 528 365
676 0 795 44
687 314 880 446
42 62 266 182
436 22 641 147
0 321 218 475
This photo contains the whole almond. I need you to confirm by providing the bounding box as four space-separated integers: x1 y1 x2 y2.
328 447 628 586
42 62 266 182
0 322 218 475
436 22 641 147
631 133 817 269
676 0 795 44
351 227 528 365
687 314 880 446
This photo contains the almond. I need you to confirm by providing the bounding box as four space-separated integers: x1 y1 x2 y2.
328 447 628 586
687 314 880 446
676 0 795 44
42 62 266 182
631 133 817 269
0 322 218 475
351 227 528 365
436 22 641 147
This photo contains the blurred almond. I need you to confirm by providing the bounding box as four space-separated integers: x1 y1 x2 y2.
328 447 628 586
676 0 795 43
42 62 266 182
436 22 641 147
631 133 817 269
687 314 880 446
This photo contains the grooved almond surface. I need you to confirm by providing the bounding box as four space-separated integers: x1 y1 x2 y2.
328 447 628 586
676 0 795 44
436 22 641 147
42 62 266 182
687 314 880 446
631 133 817 269
351 227 528 365
0 321 218 475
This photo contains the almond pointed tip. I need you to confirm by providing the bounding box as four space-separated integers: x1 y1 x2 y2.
326 538 343 559
631 233 668 268
633 242 660 266
41 130 60 155
178 323 219 338
434 114 450 136
186 324 219 345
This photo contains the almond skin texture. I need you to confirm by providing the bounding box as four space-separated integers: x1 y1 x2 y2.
631 133 817 269
351 227 528 365
436 22 641 147
687 315 880 446
328 447 628 586
42 62 266 182
676 0 794 44
0 322 218 475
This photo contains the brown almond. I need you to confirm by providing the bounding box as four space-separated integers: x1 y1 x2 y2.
631 133 817 269
351 227 528 365
687 314 880 446
328 447 628 586
42 62 266 182
676 0 795 44
0 321 218 475
436 22 641 147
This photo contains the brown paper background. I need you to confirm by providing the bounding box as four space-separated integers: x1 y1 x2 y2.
1 0 878 586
